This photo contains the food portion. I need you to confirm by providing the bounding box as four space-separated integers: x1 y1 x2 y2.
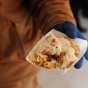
26 30 80 70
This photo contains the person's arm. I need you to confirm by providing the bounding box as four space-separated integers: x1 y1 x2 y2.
0 0 75 32
28 0 76 33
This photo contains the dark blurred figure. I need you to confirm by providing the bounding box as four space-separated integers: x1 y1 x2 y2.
70 0 88 32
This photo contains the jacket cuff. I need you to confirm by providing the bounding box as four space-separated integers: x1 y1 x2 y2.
53 21 77 31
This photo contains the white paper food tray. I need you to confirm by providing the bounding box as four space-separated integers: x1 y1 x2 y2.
26 29 88 72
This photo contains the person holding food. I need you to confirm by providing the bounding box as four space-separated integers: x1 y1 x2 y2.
0 0 88 88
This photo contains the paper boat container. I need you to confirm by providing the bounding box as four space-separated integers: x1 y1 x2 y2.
26 29 88 72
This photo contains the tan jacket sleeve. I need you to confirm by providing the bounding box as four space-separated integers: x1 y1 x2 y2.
28 0 76 33
0 0 76 33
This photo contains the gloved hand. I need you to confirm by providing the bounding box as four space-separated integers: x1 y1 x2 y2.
54 21 88 69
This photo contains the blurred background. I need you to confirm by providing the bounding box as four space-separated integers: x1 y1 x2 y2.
70 0 88 40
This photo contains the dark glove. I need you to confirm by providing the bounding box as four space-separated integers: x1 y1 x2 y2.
54 21 88 69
